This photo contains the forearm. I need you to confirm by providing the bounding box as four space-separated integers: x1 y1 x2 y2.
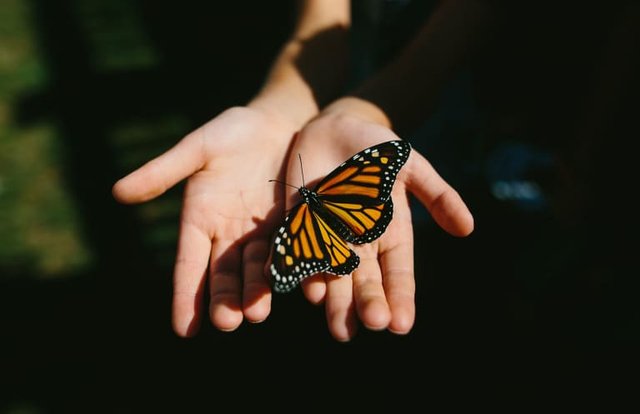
324 0 495 133
250 0 350 127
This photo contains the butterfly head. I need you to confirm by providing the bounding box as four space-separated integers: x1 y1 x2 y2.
298 186 311 200
298 186 319 206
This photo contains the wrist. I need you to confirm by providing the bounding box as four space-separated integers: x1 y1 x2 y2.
320 96 392 129
248 38 325 128
248 88 319 129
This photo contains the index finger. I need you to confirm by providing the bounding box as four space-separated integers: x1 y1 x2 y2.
404 150 474 237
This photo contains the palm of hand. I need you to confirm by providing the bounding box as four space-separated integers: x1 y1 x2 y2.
281 115 418 340
114 106 297 335
280 114 474 340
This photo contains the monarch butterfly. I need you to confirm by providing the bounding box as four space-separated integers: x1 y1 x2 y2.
269 140 411 293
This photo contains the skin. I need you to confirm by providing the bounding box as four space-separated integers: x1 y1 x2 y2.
284 112 473 340
113 0 486 340
113 105 296 335
280 0 489 339
113 0 351 336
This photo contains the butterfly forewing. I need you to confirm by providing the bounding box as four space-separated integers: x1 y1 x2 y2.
270 203 331 292
315 140 410 203
315 140 410 244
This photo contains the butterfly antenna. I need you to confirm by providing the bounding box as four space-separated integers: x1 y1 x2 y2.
268 153 305 189
298 153 306 188
268 179 299 190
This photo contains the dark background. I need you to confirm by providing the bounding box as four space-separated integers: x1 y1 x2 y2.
1 0 638 410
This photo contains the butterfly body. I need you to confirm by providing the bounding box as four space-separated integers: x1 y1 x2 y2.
270 140 411 293
298 186 321 211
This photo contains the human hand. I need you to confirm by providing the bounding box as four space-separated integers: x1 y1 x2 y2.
278 112 474 341
113 106 298 336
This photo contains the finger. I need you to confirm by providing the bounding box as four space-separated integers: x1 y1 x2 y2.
379 241 416 335
242 239 272 323
325 274 358 341
405 151 474 237
209 239 243 331
172 219 212 337
112 129 206 204
301 274 327 305
352 255 391 331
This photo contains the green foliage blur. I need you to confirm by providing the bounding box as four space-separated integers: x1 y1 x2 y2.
0 0 189 281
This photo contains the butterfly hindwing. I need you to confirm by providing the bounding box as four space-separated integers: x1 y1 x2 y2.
270 203 332 293
309 207 360 275
269 202 359 293
320 196 395 244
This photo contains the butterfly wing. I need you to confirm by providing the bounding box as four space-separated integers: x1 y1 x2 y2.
313 140 410 244
319 196 394 244
269 202 359 293
310 206 360 275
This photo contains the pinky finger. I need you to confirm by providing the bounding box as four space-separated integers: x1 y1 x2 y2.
242 239 272 323
172 221 212 337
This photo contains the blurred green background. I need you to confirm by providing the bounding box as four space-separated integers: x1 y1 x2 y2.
0 0 291 281
1 0 91 278
0 1 299 410
1 0 638 410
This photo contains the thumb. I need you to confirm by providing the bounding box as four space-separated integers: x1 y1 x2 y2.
404 150 474 237
112 129 206 204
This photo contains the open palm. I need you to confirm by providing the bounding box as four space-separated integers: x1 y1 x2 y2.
280 114 474 341
113 106 297 335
